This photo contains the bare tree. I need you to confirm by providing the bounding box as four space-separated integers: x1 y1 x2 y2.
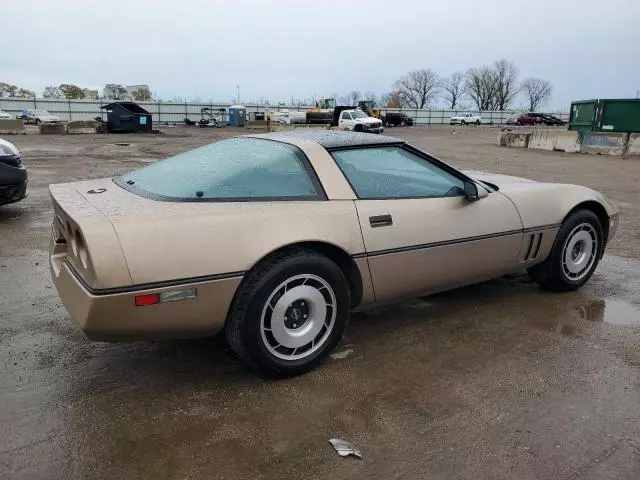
441 71 466 109
43 86 63 98
16 88 35 98
493 59 519 110
340 90 361 105
362 91 378 104
0 83 19 97
381 90 405 108
521 77 552 112
394 69 440 108
132 86 152 101
465 66 498 110
104 83 127 100
59 84 85 99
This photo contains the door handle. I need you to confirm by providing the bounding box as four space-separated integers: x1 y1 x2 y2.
369 214 393 227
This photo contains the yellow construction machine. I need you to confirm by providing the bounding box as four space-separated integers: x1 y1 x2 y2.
357 100 382 119
306 98 337 124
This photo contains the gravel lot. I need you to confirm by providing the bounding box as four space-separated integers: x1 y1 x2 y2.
1 126 639 479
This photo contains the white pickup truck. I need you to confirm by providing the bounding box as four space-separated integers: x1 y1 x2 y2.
337 109 384 133
449 113 481 125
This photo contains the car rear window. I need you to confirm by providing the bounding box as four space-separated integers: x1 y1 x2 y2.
116 138 324 201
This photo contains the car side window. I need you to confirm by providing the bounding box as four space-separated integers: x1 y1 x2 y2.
342 112 352 120
331 146 465 199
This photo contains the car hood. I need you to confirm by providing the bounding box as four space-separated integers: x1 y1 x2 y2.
463 170 618 227
355 117 381 124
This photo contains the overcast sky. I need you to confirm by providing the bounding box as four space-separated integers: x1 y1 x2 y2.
3 0 639 109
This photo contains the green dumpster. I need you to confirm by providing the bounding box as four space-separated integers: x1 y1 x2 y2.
569 98 640 133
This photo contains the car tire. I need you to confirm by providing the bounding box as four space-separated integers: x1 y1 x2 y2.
353 124 363 132
528 210 603 292
35 119 41 126
225 248 351 377
461 120 466 125
475 120 480 125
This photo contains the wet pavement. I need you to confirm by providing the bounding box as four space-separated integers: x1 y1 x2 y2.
1 127 640 479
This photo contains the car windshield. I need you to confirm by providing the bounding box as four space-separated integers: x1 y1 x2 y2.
116 138 322 201
351 110 367 119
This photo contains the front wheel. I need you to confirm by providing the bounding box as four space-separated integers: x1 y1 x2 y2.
35 119 41 126
225 248 350 377
461 120 466 125
528 210 603 291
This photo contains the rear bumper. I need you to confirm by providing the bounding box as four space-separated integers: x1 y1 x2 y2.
50 234 242 341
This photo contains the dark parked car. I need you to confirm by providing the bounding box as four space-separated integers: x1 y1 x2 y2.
517 113 566 126
383 112 414 127
0 138 27 206
516 113 545 125
540 114 566 126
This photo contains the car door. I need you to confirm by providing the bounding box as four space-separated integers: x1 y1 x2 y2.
339 111 353 130
330 145 524 302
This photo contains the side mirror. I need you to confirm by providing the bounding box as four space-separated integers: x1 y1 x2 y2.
463 181 479 201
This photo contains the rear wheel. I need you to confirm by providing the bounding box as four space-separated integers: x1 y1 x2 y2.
528 210 603 291
475 120 480 125
225 248 350 377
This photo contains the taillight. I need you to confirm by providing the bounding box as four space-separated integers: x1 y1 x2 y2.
135 294 160 306
135 288 197 307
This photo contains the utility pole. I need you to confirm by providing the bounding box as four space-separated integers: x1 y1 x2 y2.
236 85 240 104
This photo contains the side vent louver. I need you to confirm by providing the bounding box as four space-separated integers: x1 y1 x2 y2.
523 233 544 261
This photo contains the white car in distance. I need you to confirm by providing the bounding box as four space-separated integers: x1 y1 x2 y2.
23 109 61 125
450 113 481 125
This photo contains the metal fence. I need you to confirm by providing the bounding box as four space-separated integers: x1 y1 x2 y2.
0 97 570 126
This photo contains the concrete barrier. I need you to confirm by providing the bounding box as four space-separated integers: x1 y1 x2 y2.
581 132 628 156
552 130 581 153
498 131 531 148
626 133 640 156
528 129 557 151
0 119 26 134
39 123 66 135
66 120 99 134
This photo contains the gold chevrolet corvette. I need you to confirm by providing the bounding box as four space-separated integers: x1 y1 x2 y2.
50 131 619 376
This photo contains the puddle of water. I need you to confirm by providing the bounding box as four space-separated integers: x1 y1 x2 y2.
577 298 640 325
529 297 640 336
